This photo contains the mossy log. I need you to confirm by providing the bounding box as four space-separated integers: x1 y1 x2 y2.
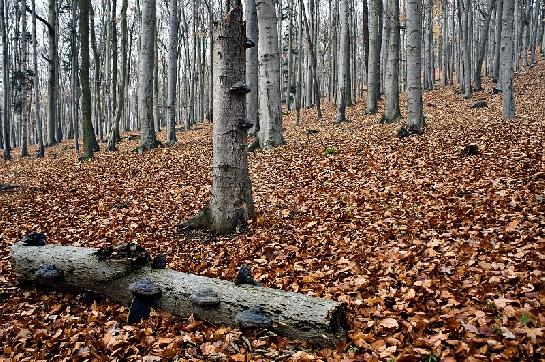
10 242 347 346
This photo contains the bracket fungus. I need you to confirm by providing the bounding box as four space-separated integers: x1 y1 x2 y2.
234 264 259 286
34 265 61 281
127 278 161 324
20 232 47 246
235 306 272 329
229 82 251 96
190 288 220 307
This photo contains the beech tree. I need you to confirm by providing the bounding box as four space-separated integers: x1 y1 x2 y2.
406 0 424 133
383 0 401 123
166 0 178 143
0 0 9 160
500 0 516 118
245 0 259 134
256 0 283 148
336 0 349 123
180 5 254 234
366 0 382 114
138 0 159 151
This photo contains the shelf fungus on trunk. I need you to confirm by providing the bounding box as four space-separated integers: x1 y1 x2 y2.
229 82 251 96
245 39 256 49
234 264 259 286
190 288 220 307
127 278 161 323
236 305 272 329
34 264 62 282
20 232 47 246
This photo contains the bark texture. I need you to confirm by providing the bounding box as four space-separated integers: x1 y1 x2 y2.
138 0 159 151
166 0 178 143
366 0 382 114
383 0 401 123
336 0 349 123
245 0 259 134
406 0 424 132
11 242 347 346
500 0 516 118
181 6 254 234
257 0 284 148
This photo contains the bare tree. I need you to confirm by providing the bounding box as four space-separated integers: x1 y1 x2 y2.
166 0 178 143
0 0 10 159
245 0 259 134
336 0 349 123
406 0 424 133
366 0 382 114
383 0 401 123
138 0 159 151
31 0 44 157
180 5 254 234
500 0 516 118
256 0 283 148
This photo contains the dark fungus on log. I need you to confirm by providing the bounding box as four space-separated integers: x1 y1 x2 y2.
95 243 150 266
235 306 272 329
34 264 61 281
190 288 220 307
229 82 251 96
234 264 259 286
151 254 167 269
470 100 487 109
127 278 161 324
461 144 479 157
20 232 47 246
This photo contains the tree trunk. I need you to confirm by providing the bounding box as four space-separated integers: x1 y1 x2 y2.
181 5 254 234
493 0 504 82
138 0 159 151
11 242 347 347
245 0 259 134
336 0 349 123
366 0 382 114
257 0 283 148
461 0 472 98
47 0 58 145
500 0 516 118
166 0 177 143
19 0 30 157
384 0 401 123
71 0 80 153
31 0 44 157
90 7 103 142
301 0 322 119
406 0 424 132
111 0 128 148
474 0 495 91
0 0 10 160
79 0 98 158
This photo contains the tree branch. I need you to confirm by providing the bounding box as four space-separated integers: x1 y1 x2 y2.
26 6 54 36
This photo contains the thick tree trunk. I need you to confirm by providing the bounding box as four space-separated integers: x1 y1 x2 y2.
138 0 159 151
500 0 516 118
80 0 98 158
366 0 382 114
406 0 424 132
181 6 254 234
336 0 349 123
257 0 283 148
245 0 259 134
383 0 401 123
11 242 347 346
166 0 177 143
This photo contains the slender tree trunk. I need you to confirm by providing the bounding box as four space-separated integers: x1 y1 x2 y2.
138 0 159 151
245 0 259 134
286 1 294 111
47 0 58 145
474 0 495 91
384 0 401 123
20 0 30 157
79 0 98 158
0 0 10 159
366 0 382 114
71 0 80 152
493 0 504 81
111 0 128 148
301 0 322 119
500 0 516 118
461 0 472 98
90 7 103 142
31 0 44 157
295 0 303 126
257 0 283 148
441 0 449 86
336 0 349 123
166 0 177 143
406 0 424 132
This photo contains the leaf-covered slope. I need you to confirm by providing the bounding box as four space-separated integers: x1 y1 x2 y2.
0 63 544 360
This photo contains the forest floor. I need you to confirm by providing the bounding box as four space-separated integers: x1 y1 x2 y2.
1 62 545 361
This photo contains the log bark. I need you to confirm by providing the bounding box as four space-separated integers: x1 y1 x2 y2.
11 242 347 346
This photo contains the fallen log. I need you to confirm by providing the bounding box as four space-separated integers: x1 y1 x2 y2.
11 242 347 346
